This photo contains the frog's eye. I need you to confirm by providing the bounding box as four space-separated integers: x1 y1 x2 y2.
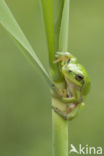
75 74 84 81
68 69 72 73
67 59 71 63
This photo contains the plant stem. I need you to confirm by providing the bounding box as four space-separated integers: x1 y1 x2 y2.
52 98 68 156
52 0 70 156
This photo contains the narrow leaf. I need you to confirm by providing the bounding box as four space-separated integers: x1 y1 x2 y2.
40 0 55 68
59 0 70 51
53 0 64 51
40 0 65 81
0 0 52 85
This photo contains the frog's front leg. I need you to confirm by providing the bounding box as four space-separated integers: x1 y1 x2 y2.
52 85 81 104
52 88 79 104
52 85 67 98
61 89 81 104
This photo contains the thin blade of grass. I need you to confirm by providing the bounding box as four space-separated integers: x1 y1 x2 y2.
0 0 52 85
40 0 55 68
40 0 65 81
53 0 64 51
59 0 70 51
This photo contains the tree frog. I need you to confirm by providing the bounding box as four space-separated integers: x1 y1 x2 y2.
52 52 91 120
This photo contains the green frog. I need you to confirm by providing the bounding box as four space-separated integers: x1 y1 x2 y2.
52 52 91 120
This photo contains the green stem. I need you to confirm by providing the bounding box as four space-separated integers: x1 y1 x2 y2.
52 98 68 156
52 0 70 156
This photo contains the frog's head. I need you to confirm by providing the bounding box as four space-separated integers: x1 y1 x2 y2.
62 63 91 96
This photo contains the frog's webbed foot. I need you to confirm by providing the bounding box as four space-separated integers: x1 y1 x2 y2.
52 87 67 99
53 51 72 66
59 89 67 97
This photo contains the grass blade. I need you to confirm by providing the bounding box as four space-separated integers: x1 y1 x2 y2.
0 0 52 85
40 0 55 69
59 0 70 51
53 0 64 51
40 0 65 81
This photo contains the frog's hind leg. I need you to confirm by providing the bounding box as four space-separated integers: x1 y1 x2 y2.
52 104 77 120
52 106 68 120
52 103 85 120
66 102 85 120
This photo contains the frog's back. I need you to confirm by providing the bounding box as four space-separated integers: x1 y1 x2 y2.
81 68 91 97
82 77 91 98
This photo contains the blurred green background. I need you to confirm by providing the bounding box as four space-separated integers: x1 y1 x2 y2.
0 0 104 156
